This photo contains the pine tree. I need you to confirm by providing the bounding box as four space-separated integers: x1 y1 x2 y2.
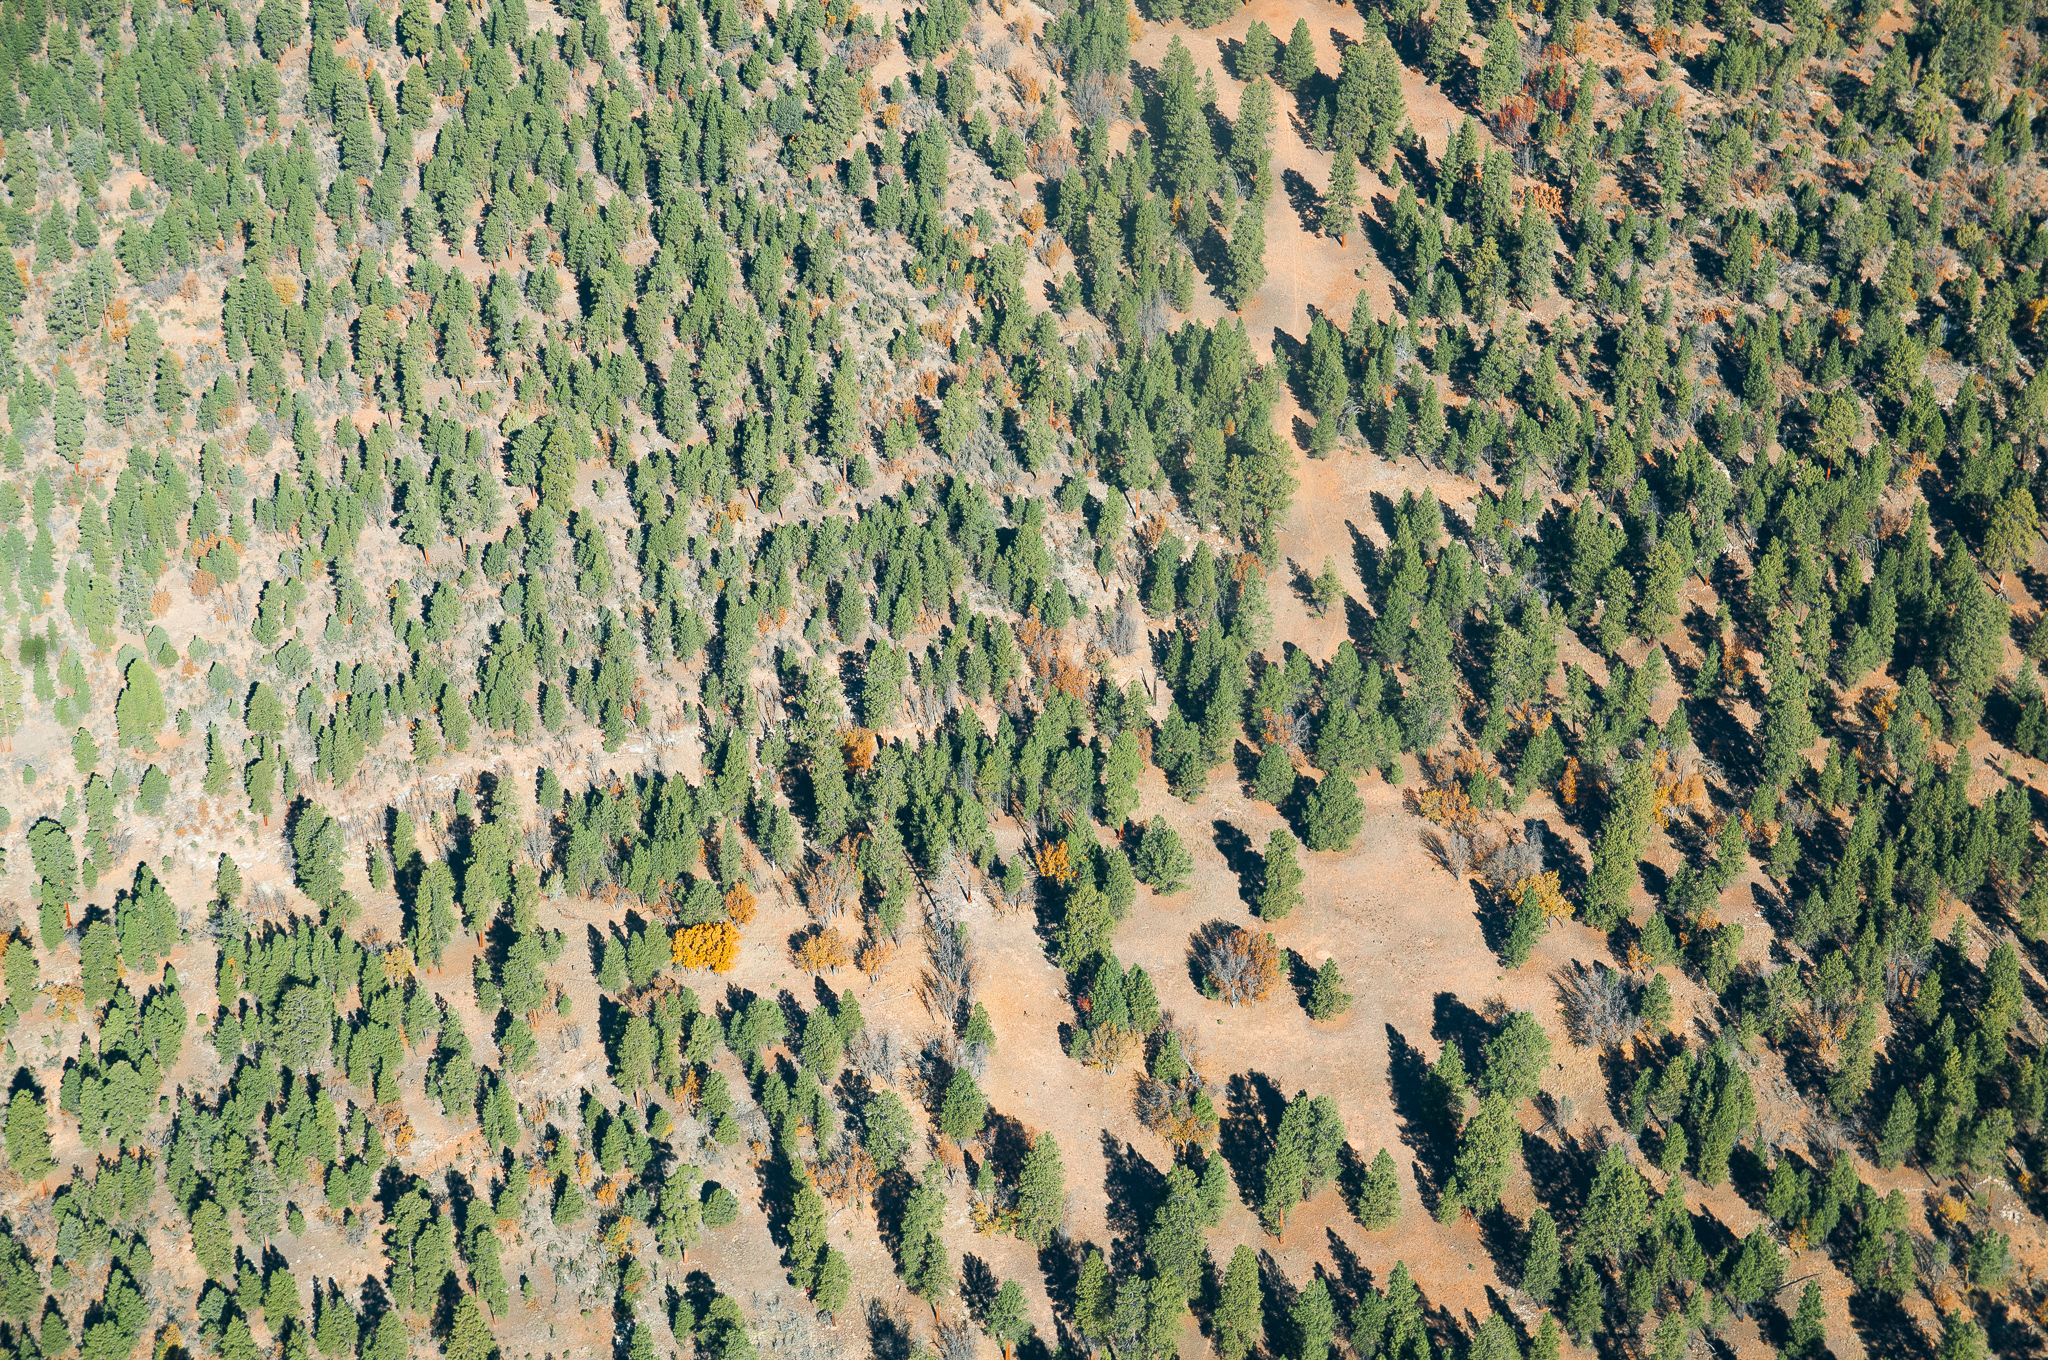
815 1249 851 1321
1477 8 1524 111
0 655 21 749
1584 757 1656 930
1426 0 1470 81
1515 198 1555 303
1278 19 1317 90
444 1296 497 1360
1357 1147 1401 1229
1157 38 1218 208
410 860 459 967
1324 155 1360 243
1254 742 1297 806
1306 958 1350 1019
1480 1011 1552 1105
1399 605 1457 748
1134 819 1195 894
1015 1133 1065 1247
1232 78 1276 188
899 1163 952 1301
1258 830 1305 917
1074 1250 1114 1350
114 656 167 751
1983 485 2039 583
1522 1207 1562 1302
1469 1315 1519 1360
5 1086 50 1181
1437 1092 1520 1220
1785 1281 1827 1359
1877 1086 1918 1169
1502 884 1544 966
1216 1245 1262 1360
51 372 83 465
1562 1257 1602 1342
1580 1144 1649 1264
1291 1278 1336 1360
939 1069 988 1142
1224 201 1267 312
983 1280 1028 1360
1303 771 1364 851
1237 21 1276 80
1311 558 1344 615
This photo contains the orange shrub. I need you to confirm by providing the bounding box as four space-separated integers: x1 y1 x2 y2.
671 921 740 973
723 881 757 925
793 927 854 974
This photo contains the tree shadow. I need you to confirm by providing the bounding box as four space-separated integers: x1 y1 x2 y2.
1322 1227 1373 1314
1217 1069 1286 1215
1520 1126 1605 1222
960 1253 999 1322
1280 167 1321 234
1186 918 1240 995
865 1297 918 1360
1286 948 1319 1012
1099 1128 1168 1245
1212 818 1262 908
1256 1250 1298 1358
1475 1204 1523 1283
1430 991 1493 1077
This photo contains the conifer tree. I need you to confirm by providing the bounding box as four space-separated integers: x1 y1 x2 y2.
1254 742 1297 806
814 1249 851 1321
1562 1257 1602 1342
1515 197 1555 303
1437 1092 1520 1220
1015 1133 1066 1247
1426 0 1471 81
1215 1246 1262 1360
898 1162 952 1301
1785 1282 1827 1359
1258 829 1305 917
1522 1207 1562 1302
939 1069 988 1142
982 1280 1028 1360
1302 772 1363 851
1232 78 1276 190
1877 1087 1918 1169
1502 884 1544 966
5 1084 50 1181
1324 155 1360 243
1357 1147 1401 1229
1580 1144 1649 1264
1224 201 1267 312
1583 757 1656 930
445 1296 497 1360
1237 21 1276 80
1291 1278 1336 1360
114 656 167 751
1278 19 1317 90
1476 8 1523 111
1306 958 1350 1019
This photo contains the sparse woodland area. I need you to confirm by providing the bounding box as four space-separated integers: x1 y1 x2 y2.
0 0 2046 1358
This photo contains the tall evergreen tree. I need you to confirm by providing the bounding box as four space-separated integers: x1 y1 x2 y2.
1015 1133 1066 1247
1224 201 1267 312
1277 19 1318 90
1426 0 1470 82
1324 155 1360 243
1215 1245 1263 1360
1477 8 1524 110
